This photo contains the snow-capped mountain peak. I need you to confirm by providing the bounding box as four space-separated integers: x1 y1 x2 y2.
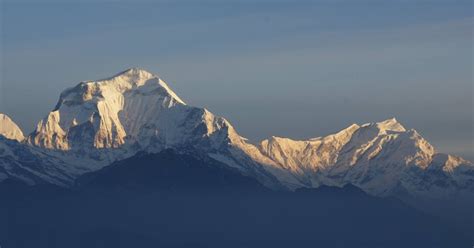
256 117 460 194
91 67 186 104
28 68 186 150
0 113 25 142
18 68 278 186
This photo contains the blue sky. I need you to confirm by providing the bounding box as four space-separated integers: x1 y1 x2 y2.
1 0 473 160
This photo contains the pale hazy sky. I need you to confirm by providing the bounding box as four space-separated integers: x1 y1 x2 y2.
1 0 473 161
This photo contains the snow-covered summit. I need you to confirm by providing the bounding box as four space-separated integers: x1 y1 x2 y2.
21 68 281 187
256 117 473 198
28 68 186 150
90 68 186 104
0 113 25 142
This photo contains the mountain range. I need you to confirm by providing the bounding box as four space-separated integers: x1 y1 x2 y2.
1 68 472 195
1 69 473 245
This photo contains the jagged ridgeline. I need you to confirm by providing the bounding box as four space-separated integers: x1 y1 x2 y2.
0 69 473 227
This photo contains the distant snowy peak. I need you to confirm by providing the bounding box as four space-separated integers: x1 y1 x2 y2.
28 68 186 150
0 113 24 142
84 68 185 105
258 118 410 169
24 68 252 172
257 118 446 191
261 117 474 198
19 68 275 186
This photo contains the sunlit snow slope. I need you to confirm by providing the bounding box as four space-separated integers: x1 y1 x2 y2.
0 114 24 142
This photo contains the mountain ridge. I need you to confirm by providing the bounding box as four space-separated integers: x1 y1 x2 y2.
0 68 472 205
